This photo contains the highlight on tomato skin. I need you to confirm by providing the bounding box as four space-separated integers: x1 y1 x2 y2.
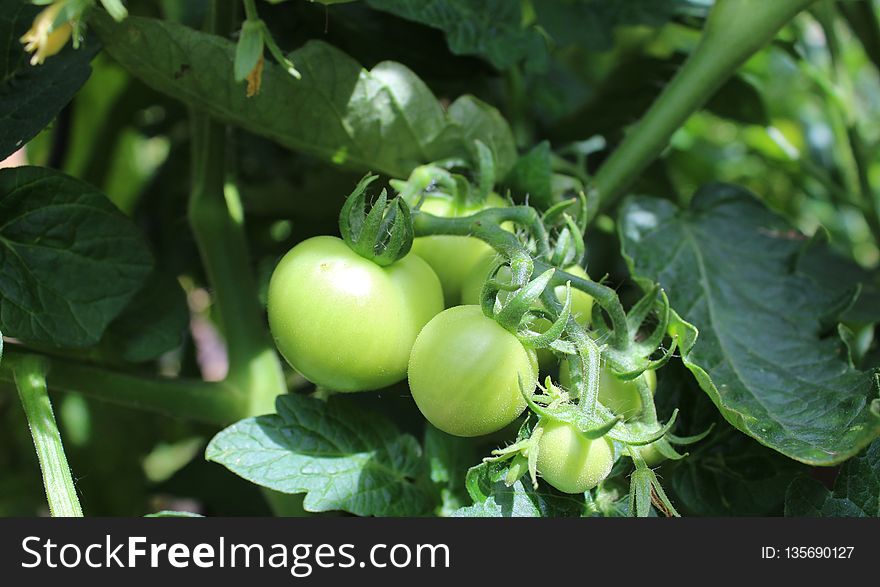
407 305 538 437
267 235 443 392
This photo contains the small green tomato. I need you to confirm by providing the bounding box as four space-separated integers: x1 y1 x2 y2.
536 419 615 494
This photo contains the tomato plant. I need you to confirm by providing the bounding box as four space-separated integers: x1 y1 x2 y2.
1 0 879 522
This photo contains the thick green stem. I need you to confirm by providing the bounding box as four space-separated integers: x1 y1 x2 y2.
11 355 82 517
1 348 244 425
592 0 818 215
189 1 286 417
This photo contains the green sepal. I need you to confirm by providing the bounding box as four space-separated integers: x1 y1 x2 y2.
628 451 680 518
494 268 555 332
339 174 414 266
517 283 572 349
665 423 716 446
608 411 679 446
474 140 495 202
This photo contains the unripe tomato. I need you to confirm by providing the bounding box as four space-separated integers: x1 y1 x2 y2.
411 192 509 306
461 255 594 371
536 419 614 494
559 362 656 420
408 305 538 437
267 236 443 392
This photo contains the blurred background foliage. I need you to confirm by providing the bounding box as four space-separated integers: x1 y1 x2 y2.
3 0 879 515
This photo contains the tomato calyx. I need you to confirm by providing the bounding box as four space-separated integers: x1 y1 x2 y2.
338 174 414 266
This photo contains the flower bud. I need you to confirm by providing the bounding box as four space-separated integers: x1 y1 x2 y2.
20 3 74 66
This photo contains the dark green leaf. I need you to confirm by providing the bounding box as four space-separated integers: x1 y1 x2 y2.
90 13 517 178
795 233 880 325
365 0 547 71
101 269 189 362
0 0 96 161
785 439 880 517
619 184 880 465
705 75 769 126
655 361 806 516
506 141 553 208
424 425 475 516
452 461 585 517
206 394 432 516
0 166 153 347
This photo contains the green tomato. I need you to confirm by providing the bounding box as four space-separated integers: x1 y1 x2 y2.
559 362 656 420
461 255 594 371
408 305 538 437
536 419 615 494
411 192 509 306
267 235 443 392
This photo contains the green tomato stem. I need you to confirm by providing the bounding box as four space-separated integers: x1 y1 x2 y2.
242 0 259 21
591 0 819 216
189 1 287 418
0 348 245 425
10 355 83 517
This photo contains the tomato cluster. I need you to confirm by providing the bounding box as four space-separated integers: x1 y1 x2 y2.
267 185 660 495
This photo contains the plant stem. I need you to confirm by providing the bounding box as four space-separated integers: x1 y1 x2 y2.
812 5 880 246
0 348 245 425
11 355 82 517
190 1 287 417
242 0 259 21
591 0 819 216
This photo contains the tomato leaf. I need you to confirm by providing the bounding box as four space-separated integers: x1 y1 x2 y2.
424 425 475 516
205 394 432 516
451 461 585 517
618 184 880 466
365 0 548 71
654 361 807 516
785 439 880 516
90 13 516 179
0 166 153 347
100 269 189 363
0 0 97 161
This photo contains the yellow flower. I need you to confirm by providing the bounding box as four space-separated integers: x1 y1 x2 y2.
20 3 74 66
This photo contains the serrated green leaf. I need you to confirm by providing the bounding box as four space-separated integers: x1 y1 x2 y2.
452 461 585 517
206 394 432 516
785 439 880 517
618 184 880 466
90 13 516 178
0 0 97 161
0 166 153 347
